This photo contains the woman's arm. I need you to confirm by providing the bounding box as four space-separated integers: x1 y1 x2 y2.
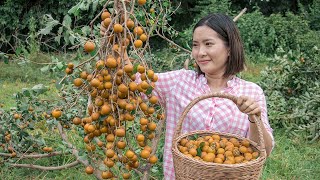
236 96 274 156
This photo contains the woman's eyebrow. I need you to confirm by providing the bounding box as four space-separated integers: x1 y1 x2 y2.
193 39 214 43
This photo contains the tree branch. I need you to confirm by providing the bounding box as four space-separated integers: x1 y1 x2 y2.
233 8 247 22
9 160 79 170
0 151 64 159
155 29 191 54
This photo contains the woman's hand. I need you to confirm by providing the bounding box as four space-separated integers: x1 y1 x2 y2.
236 96 261 115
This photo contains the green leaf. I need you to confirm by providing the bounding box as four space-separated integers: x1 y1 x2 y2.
57 62 64 69
3 56 9 64
68 3 80 15
163 2 169 8
38 15 59 35
79 2 89 10
15 48 22 56
58 26 63 35
62 15 72 29
130 110 136 115
145 86 153 95
81 26 90 36
189 134 198 140
20 104 28 111
32 84 48 94
22 88 31 97
89 48 97 56
54 27 64 45
54 35 61 45
196 142 205 157
151 166 159 173
55 80 63 90
133 64 139 74
63 31 70 45
40 65 49 72
92 0 99 12
51 56 59 63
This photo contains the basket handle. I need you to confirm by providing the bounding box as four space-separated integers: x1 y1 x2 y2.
173 92 265 151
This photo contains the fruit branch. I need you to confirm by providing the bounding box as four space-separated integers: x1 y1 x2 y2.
90 0 113 37
155 29 191 53
9 160 79 170
0 152 15 157
142 117 165 180
0 151 64 159
75 50 100 69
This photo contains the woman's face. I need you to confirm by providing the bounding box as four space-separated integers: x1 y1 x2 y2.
192 25 229 76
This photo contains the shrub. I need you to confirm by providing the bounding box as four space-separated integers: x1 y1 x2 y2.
258 48 320 142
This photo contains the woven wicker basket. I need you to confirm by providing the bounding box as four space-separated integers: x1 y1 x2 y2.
172 93 267 180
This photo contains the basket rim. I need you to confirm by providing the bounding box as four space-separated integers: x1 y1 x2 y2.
172 130 267 167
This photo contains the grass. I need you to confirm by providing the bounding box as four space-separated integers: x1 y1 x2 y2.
0 81 32 109
1 52 320 179
262 130 320 180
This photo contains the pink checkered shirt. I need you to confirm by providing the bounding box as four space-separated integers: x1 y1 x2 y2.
150 69 274 180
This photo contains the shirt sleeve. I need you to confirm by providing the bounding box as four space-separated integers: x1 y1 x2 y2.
152 69 187 105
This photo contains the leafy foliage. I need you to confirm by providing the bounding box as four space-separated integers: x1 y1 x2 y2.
259 48 320 142
0 0 81 53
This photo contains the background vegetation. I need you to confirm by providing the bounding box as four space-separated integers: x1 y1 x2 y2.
1 0 319 179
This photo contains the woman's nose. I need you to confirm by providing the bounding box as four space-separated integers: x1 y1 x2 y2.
198 45 207 57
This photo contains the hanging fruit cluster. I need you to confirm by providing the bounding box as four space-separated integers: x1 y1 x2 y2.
63 0 165 178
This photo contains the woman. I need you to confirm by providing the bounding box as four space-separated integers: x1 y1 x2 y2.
101 13 274 179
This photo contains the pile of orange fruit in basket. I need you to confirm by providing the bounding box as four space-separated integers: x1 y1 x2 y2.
178 134 260 164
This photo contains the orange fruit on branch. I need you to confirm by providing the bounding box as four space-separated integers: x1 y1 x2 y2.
136 134 145 142
140 149 150 159
133 26 144 36
124 64 133 73
73 78 83 87
137 64 145 73
51 109 62 118
149 96 158 104
106 57 117 68
116 140 126 149
126 19 134 29
85 166 94 174
72 117 82 125
148 122 157 131
114 23 123 33
138 0 147 6
65 67 73 74
139 33 147 42
134 40 143 48
101 11 111 21
103 17 112 27
106 149 115 158
140 117 149 125
67 62 74 69
115 128 126 137
122 173 131 179
125 150 135 159
84 41 95 53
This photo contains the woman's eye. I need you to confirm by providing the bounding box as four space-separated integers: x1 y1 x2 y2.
206 42 213 46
